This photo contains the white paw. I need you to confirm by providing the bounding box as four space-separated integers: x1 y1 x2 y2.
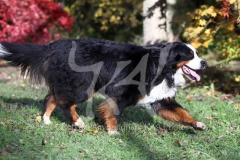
73 118 85 128
108 130 120 136
194 121 207 130
43 114 52 125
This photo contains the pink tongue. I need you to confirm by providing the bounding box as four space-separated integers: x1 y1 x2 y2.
183 66 201 81
189 69 201 81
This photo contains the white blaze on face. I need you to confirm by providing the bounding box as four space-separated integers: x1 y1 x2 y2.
185 44 203 70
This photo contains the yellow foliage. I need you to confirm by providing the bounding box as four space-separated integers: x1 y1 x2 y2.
195 26 204 34
199 19 207 26
69 0 142 35
182 4 240 62
64 6 71 14
210 12 217 18
100 25 109 31
95 9 103 18
235 77 240 82
203 41 209 48
227 24 235 31
99 3 105 7
204 29 211 35
191 41 202 49
101 20 108 25
110 15 119 24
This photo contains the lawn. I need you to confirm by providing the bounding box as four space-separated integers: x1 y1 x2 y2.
0 80 240 159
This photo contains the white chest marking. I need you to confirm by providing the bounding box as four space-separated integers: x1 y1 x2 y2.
137 71 185 105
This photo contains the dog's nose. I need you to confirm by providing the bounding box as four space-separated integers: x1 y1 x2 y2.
201 60 207 69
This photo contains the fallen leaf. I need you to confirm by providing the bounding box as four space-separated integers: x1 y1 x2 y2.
86 129 93 132
2 150 9 155
187 96 192 102
174 140 185 147
158 127 165 134
93 130 98 134
79 152 84 158
211 126 216 131
58 146 64 150
207 91 212 96
35 115 42 123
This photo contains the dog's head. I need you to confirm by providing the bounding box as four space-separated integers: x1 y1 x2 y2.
167 42 207 82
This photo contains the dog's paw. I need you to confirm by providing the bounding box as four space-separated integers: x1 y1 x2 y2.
43 114 52 125
193 121 206 131
73 118 85 128
108 130 120 136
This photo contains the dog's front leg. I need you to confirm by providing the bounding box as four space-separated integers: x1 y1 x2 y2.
151 98 206 130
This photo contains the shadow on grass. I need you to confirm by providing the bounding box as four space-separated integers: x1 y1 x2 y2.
0 94 199 134
0 96 68 123
0 93 201 159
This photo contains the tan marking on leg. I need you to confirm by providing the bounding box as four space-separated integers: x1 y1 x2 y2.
70 105 79 123
70 104 85 128
158 107 197 126
97 98 119 134
43 94 57 125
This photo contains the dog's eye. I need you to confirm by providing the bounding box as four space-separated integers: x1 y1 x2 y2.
188 54 194 58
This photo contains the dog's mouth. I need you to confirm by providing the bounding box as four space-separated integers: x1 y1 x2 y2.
181 65 201 81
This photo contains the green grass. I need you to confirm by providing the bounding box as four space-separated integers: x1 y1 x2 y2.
0 81 240 160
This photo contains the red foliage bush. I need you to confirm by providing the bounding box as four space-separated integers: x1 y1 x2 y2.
0 0 73 43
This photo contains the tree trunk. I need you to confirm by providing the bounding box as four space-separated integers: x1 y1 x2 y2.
143 0 176 45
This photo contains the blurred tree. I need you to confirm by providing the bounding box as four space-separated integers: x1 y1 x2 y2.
143 0 176 45
0 0 73 43
143 0 167 44
143 0 239 62
59 0 143 43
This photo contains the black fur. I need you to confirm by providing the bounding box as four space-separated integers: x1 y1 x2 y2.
0 38 194 117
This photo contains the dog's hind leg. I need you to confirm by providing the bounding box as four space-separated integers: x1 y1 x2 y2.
97 98 120 135
42 93 58 125
151 98 206 130
69 104 85 128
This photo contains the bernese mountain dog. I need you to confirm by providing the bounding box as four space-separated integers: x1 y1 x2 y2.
0 39 207 135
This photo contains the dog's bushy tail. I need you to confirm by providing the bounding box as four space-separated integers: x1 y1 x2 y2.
0 42 48 83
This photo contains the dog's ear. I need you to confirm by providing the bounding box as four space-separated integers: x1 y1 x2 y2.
175 54 181 62
167 42 183 63
171 43 194 64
